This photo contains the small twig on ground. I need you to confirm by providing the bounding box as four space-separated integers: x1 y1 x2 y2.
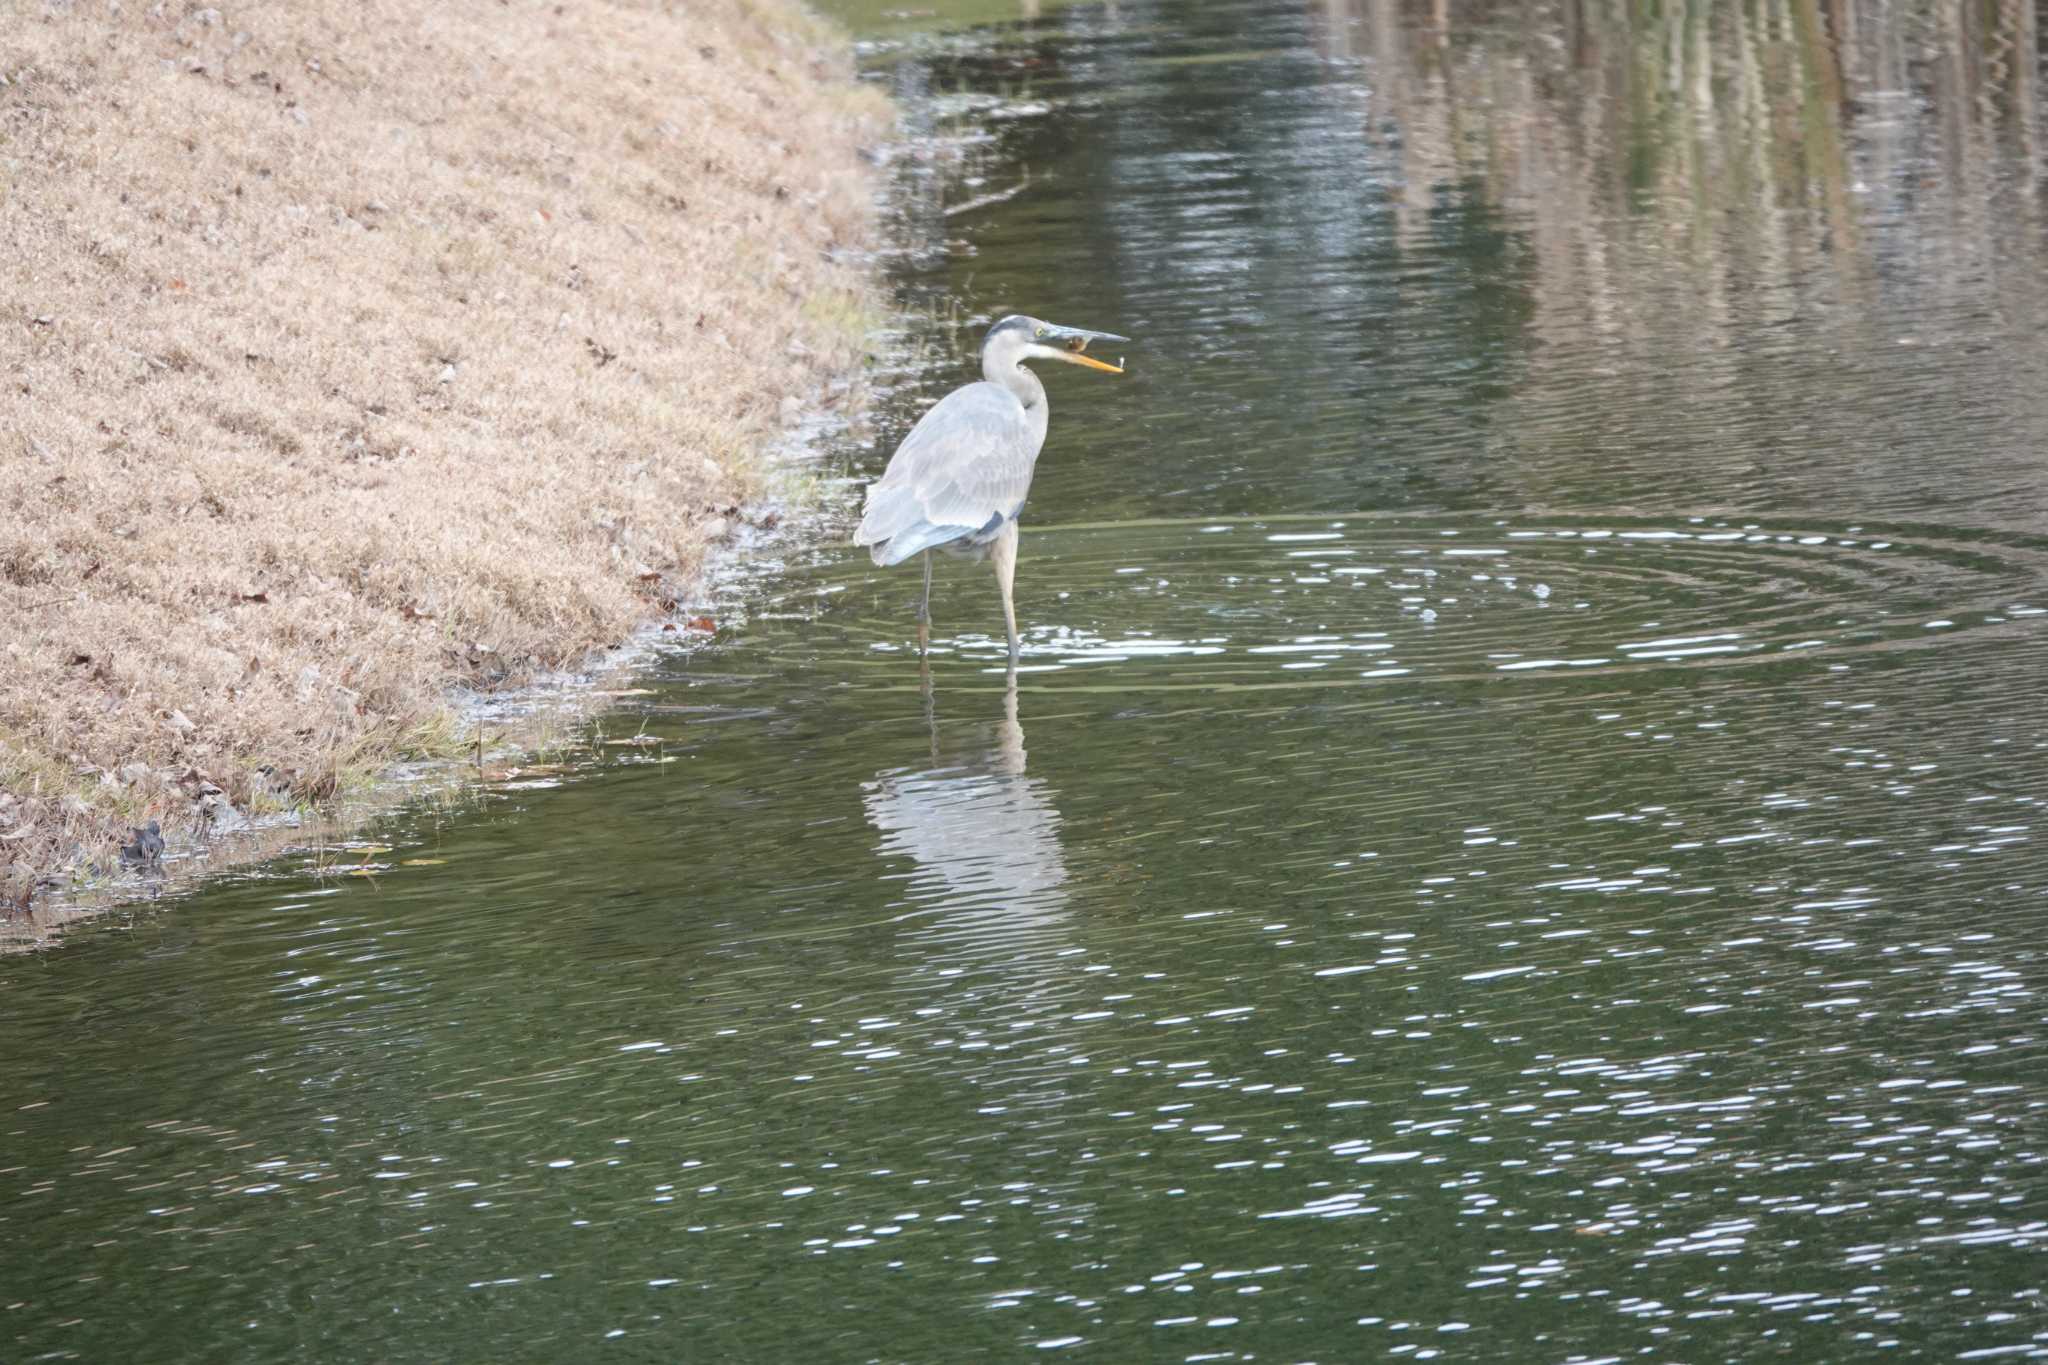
943 175 1031 218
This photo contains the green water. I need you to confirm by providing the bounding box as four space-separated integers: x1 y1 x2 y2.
8 1 2048 1359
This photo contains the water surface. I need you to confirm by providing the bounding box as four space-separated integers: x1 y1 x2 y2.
7 0 2048 1359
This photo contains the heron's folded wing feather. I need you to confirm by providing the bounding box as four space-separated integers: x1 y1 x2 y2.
856 384 1043 559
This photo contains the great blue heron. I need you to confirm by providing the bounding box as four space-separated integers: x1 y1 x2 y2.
854 314 1128 659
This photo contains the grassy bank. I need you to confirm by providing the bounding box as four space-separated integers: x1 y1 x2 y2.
1 0 887 922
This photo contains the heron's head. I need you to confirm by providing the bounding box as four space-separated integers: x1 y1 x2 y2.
983 314 1129 375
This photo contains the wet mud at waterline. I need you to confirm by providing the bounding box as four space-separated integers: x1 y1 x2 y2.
5 0 2048 1359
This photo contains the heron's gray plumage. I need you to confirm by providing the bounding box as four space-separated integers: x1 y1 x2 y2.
856 379 1046 567
855 312 1128 658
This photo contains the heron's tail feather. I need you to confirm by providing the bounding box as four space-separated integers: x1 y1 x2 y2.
857 483 967 565
853 483 917 549
867 520 968 567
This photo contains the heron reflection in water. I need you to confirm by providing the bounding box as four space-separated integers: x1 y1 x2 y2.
855 315 1129 660
862 664 1069 962
863 668 1088 1150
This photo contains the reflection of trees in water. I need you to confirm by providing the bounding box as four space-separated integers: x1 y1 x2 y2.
1322 0 2040 271
1318 0 2048 516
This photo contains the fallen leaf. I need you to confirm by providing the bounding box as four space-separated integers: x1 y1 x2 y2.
400 858 446 866
686 616 715 632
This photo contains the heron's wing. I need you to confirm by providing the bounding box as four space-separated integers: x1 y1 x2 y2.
855 382 1044 566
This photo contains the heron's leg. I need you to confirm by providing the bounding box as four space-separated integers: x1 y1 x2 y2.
916 550 932 655
994 660 1024 776
919 650 939 765
992 520 1021 662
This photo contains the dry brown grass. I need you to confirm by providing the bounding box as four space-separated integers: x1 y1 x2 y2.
0 0 888 915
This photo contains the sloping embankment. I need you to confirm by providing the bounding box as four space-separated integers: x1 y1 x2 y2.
0 0 886 917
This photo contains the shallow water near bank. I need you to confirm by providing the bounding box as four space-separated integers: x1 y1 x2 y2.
8 0 2048 1359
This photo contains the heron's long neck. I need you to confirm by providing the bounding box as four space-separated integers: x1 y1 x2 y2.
985 353 1046 411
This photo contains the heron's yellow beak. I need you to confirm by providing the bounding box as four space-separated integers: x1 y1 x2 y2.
1060 348 1124 375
